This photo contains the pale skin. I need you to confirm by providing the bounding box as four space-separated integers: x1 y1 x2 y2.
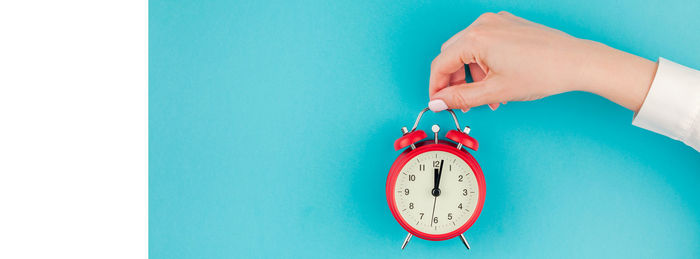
428 11 658 113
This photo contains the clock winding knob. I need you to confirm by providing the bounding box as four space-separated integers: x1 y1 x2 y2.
431 124 440 144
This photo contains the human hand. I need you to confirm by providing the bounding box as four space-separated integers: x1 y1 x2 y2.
428 11 658 113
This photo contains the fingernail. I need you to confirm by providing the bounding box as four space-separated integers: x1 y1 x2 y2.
461 108 469 113
428 99 448 112
489 104 496 111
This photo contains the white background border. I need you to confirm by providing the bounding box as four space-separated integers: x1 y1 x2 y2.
0 1 148 258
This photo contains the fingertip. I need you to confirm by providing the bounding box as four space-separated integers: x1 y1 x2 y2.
428 99 448 112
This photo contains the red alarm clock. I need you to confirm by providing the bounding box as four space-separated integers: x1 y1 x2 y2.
386 108 485 252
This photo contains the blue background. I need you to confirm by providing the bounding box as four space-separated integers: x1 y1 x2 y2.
150 0 700 258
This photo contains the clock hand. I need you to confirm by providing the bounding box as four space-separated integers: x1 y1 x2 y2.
430 160 446 227
436 159 444 188
430 196 437 227
433 168 438 189
432 168 441 197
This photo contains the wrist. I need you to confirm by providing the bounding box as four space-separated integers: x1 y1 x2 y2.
576 40 657 112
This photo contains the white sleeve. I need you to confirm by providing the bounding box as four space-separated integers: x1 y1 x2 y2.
632 57 700 151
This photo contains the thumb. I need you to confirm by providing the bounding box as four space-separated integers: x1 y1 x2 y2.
428 81 505 112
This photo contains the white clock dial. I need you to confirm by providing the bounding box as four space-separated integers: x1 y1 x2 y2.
394 150 480 235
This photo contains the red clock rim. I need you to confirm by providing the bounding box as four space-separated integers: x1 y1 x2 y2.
386 140 486 241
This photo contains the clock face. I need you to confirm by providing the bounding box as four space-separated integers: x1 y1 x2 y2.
393 150 480 236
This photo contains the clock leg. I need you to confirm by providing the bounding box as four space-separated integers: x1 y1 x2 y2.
459 234 471 250
401 233 413 250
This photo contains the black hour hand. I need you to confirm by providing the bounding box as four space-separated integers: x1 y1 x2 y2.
432 168 441 197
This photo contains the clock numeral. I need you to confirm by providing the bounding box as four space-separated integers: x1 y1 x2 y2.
458 203 463 209
409 203 414 209
404 189 410 195
462 189 468 196
419 213 424 220
408 174 416 181
433 161 440 168
433 217 438 224
447 213 453 220
458 175 463 182
419 164 425 171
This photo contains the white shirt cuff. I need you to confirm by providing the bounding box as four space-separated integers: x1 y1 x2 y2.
632 57 700 151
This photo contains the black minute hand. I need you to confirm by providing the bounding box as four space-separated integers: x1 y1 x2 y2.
436 159 444 188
